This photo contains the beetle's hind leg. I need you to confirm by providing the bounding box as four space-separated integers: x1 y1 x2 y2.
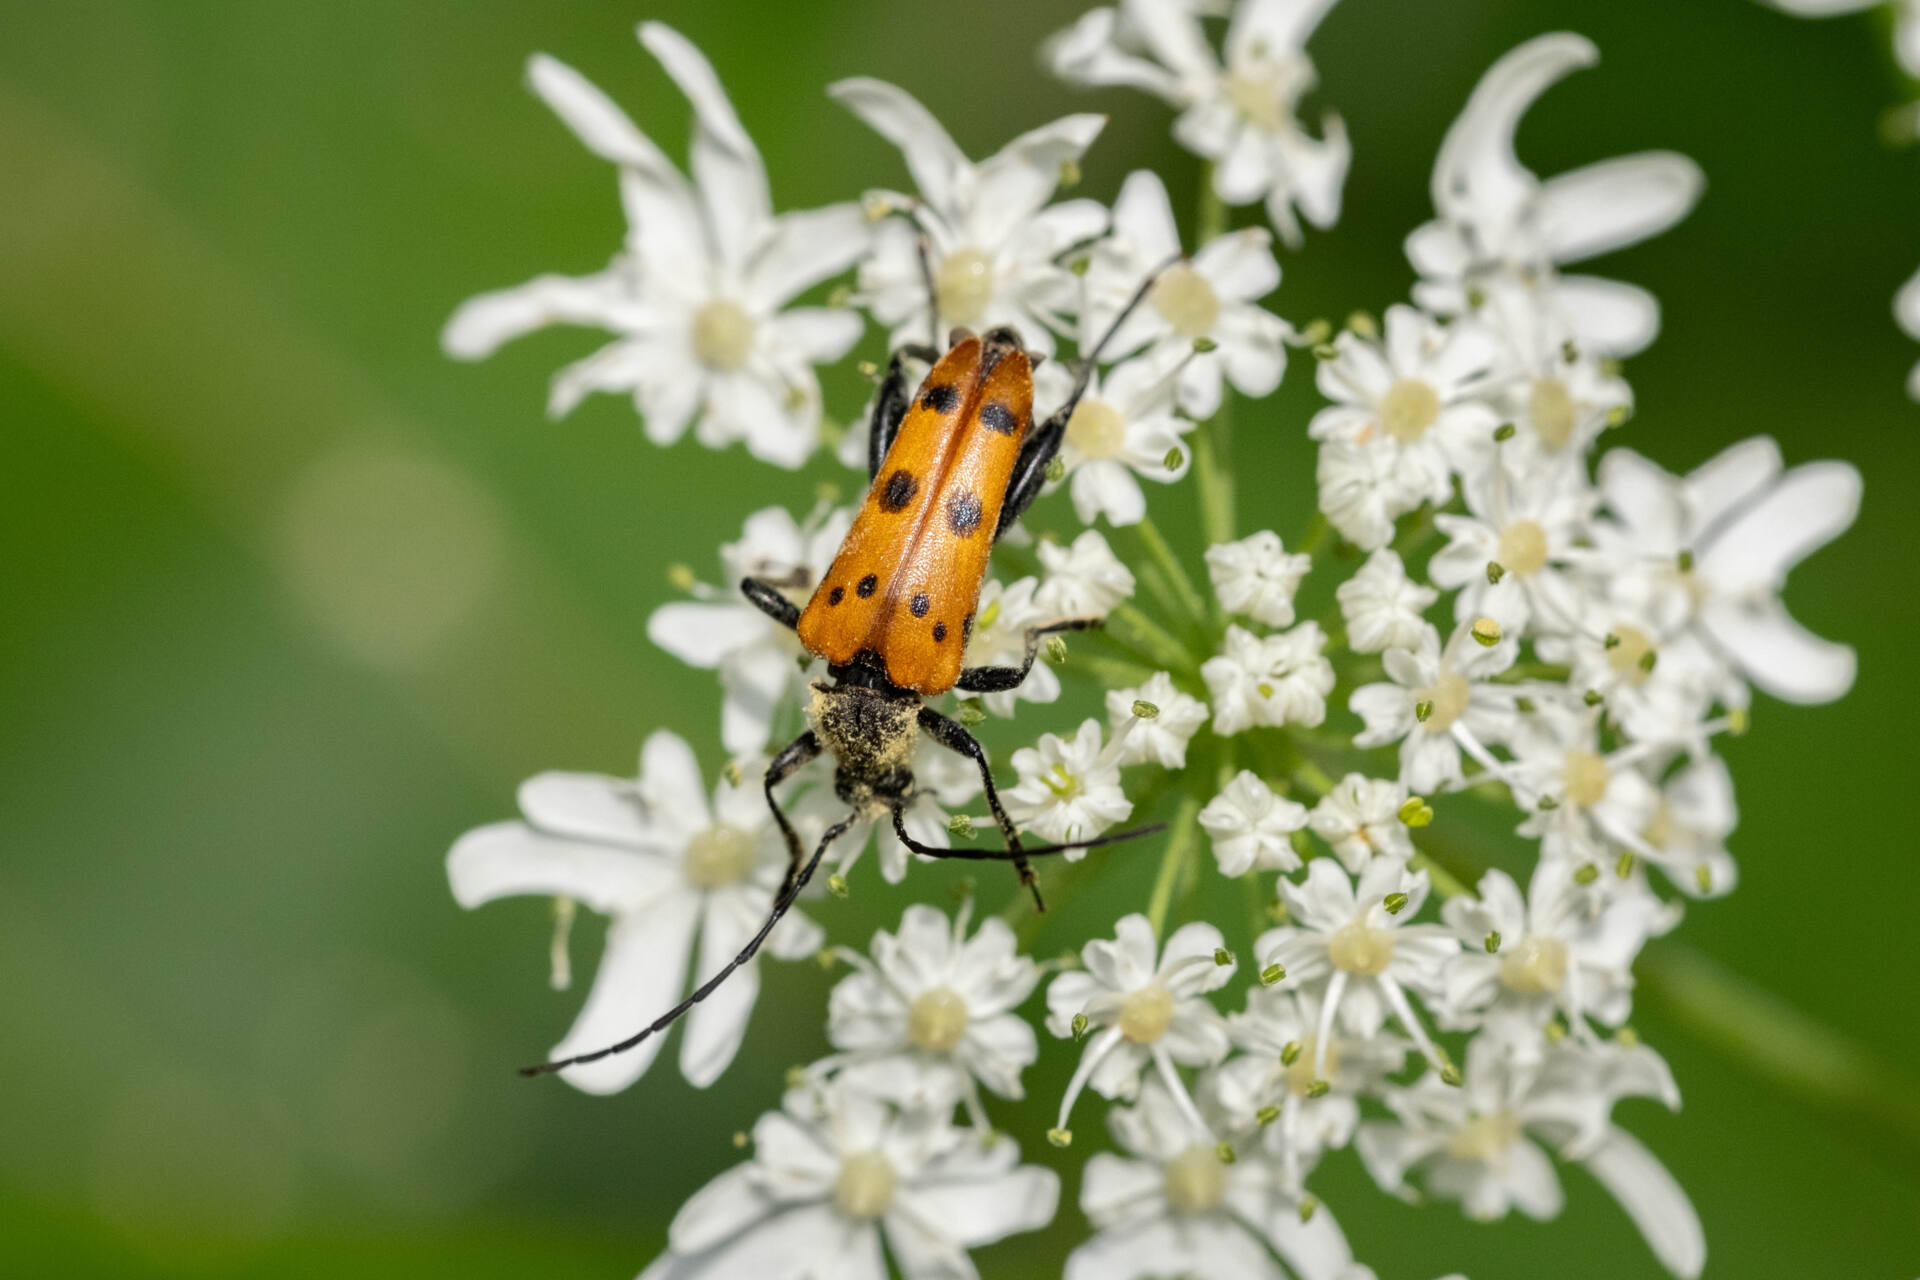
955 618 1102 694
867 342 940 478
917 706 1045 911
740 577 805 630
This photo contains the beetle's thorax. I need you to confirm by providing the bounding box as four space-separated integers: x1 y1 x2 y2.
807 677 922 814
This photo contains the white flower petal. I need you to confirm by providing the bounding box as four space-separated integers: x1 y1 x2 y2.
551 891 700 1094
829 78 971 215
1582 1126 1705 1279
527 52 674 173
639 22 771 269
446 822 670 913
1535 153 1703 264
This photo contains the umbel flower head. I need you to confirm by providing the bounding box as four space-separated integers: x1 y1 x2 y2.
442 13 1865 1280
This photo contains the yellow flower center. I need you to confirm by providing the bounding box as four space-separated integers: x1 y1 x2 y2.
906 987 970 1053
690 299 755 372
1497 520 1550 577
1529 377 1576 449
1417 669 1471 734
1150 264 1222 338
1117 983 1176 1044
1562 750 1612 809
1225 72 1286 131
935 248 995 327
1642 801 1677 851
1163 1144 1228 1215
1286 1036 1339 1095
1380 378 1441 443
1067 398 1128 460
1446 1111 1521 1163
683 823 758 889
1328 918 1395 976
1606 625 1656 686
1498 936 1570 996
833 1150 897 1220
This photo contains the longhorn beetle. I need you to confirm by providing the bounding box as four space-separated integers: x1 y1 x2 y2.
522 244 1178 1079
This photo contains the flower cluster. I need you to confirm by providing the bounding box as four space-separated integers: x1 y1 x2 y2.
443 10 1860 1280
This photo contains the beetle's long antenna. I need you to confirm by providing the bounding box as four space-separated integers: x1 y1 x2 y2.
890 810 1167 861
914 230 941 353
518 811 860 1079
1070 251 1187 403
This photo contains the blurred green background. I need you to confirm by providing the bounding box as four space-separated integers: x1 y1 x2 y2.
3 1 1917 1276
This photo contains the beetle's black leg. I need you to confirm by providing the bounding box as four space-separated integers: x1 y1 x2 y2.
917 706 1044 911
740 577 803 630
955 618 1101 694
868 344 941 479
764 730 822 891
890 807 1164 861
995 253 1185 538
521 810 860 1079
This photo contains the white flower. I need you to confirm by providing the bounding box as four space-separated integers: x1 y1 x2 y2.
1080 169 1290 418
1005 718 1134 847
831 78 1107 353
1106 670 1211 768
1037 527 1139 615
642 1081 1059 1280
1257 859 1458 1073
1472 278 1633 468
1309 305 1500 549
1206 529 1313 627
1427 457 1597 638
1046 914 1236 1137
1047 0 1352 246
1203 622 1336 735
446 730 822 1093
1536 606 1724 747
962 577 1064 717
1307 773 1414 872
1595 436 1861 705
1213 986 1408 1183
826 902 1041 1110
1037 356 1193 527
1199 771 1310 876
443 25 868 468
1438 862 1675 1036
1336 548 1437 654
1407 33 1703 357
1357 1031 1702 1278
1898 262 1920 400
1637 753 1740 899
648 504 851 755
1068 1079 1356 1280
1349 623 1519 794
1507 703 1663 868
808 738 981 885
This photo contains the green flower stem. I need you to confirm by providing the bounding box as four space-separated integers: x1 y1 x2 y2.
1146 793 1202 939
1105 601 1202 675
1135 516 1214 632
1054 650 1163 694
1636 941 1920 1180
1191 427 1237 556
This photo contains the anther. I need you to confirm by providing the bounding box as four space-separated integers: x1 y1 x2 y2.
1439 1063 1463 1087
668 563 697 592
1192 336 1219 354
1047 1127 1073 1148
948 813 977 839
1133 699 1161 720
1484 930 1501 953
1398 796 1434 827
732 1130 749 1148
1493 423 1516 442
957 701 987 727
1695 864 1713 893
1415 699 1435 723
1216 1141 1238 1164
827 873 850 899
1045 635 1069 664
1214 947 1233 967
1573 863 1599 885
1583 689 1603 706
1384 892 1409 915
1346 310 1378 340
1045 456 1066 484
1058 158 1081 188
1070 1012 1089 1038
1260 963 1285 985
1617 1025 1640 1048
1677 549 1695 573
1280 1040 1302 1066
1299 1197 1319 1222
723 760 743 787
1256 1105 1280 1126
1638 649 1658 673
1312 342 1339 360
1305 1079 1330 1098
1616 851 1636 878
1486 561 1507 584
1470 617 1502 646
1299 318 1332 345
1163 446 1185 471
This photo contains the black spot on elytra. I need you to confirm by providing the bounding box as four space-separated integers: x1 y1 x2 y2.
828 586 845 605
979 401 1019 435
932 622 949 642
856 574 878 598
921 384 959 413
910 593 931 618
946 489 983 538
880 468 918 512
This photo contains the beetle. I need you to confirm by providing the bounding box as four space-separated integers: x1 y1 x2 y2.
521 252 1174 1080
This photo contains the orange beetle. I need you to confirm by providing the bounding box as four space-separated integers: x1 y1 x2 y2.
523 265 1170 1081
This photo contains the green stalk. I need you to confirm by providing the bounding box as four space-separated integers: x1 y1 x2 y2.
1135 516 1213 632
1104 601 1201 675
1146 793 1202 939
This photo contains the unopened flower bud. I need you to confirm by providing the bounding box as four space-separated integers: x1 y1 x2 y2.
1470 617 1502 646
